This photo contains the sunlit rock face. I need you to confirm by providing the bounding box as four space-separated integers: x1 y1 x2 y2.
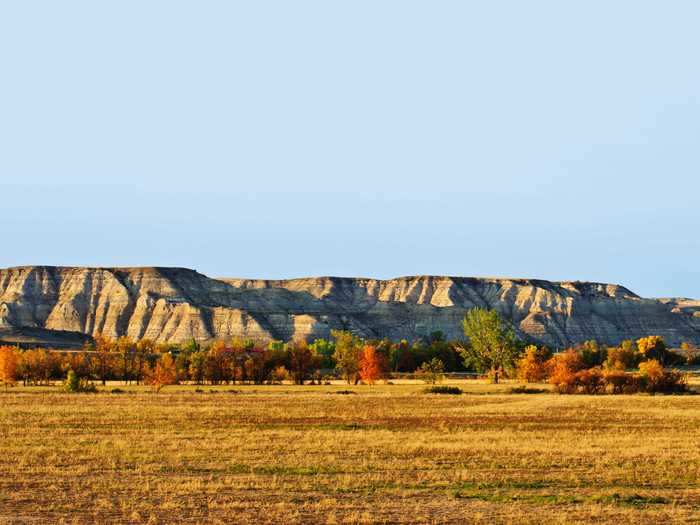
0 266 698 347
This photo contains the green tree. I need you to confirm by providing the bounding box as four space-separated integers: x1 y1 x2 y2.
188 351 207 384
309 338 336 369
458 308 519 383
418 357 445 384
331 330 363 384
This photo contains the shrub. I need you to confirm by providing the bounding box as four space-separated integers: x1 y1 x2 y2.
684 351 700 366
424 385 462 395
418 358 445 384
63 370 97 393
602 370 630 394
639 359 688 394
509 386 548 394
270 366 289 384
575 367 606 395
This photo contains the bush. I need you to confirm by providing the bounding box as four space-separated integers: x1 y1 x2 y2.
605 343 640 370
575 367 606 395
639 359 688 394
509 386 548 394
603 370 634 394
269 366 289 384
424 385 462 395
418 358 445 384
63 370 97 393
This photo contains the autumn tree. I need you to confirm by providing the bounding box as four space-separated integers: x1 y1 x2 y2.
285 339 317 384
116 336 136 384
636 336 670 365
146 353 178 392
22 349 59 385
637 359 687 393
389 339 416 373
577 340 607 367
62 352 92 380
206 340 232 384
93 335 115 385
547 349 585 394
458 308 520 383
135 339 156 384
516 345 550 383
359 345 383 385
0 346 19 390
332 330 363 384
244 349 268 384
605 340 640 370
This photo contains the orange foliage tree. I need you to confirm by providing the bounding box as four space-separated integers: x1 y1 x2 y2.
547 349 585 393
516 345 550 383
0 346 20 390
146 353 178 392
359 345 383 385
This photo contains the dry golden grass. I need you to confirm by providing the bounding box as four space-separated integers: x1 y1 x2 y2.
1 380 700 524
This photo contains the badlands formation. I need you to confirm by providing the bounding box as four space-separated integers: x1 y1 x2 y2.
0 266 699 347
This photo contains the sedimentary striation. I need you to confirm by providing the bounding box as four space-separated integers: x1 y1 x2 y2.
0 266 699 347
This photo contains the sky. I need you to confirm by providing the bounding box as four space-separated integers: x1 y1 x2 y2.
1 1 699 298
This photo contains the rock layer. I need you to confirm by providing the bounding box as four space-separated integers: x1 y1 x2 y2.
0 266 698 347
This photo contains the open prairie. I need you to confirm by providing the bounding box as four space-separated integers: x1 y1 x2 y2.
2 381 700 524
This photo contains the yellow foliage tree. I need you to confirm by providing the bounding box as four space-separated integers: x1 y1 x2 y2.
516 345 549 383
0 346 20 390
636 336 669 365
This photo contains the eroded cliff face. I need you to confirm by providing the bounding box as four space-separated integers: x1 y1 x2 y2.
1 266 698 347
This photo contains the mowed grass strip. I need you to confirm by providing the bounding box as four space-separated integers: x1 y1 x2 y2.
1 383 700 524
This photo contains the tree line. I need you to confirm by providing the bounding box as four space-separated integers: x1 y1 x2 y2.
0 308 697 392
0 329 467 389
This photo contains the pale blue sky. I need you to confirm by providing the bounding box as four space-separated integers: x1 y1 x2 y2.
1 1 698 297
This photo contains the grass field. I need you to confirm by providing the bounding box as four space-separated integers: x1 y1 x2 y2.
1 381 700 524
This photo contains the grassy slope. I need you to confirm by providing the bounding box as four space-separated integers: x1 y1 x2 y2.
1 381 699 524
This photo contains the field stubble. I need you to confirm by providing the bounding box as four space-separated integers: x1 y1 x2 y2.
1 381 700 524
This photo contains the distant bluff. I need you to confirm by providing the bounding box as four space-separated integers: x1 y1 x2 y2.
1 266 699 347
